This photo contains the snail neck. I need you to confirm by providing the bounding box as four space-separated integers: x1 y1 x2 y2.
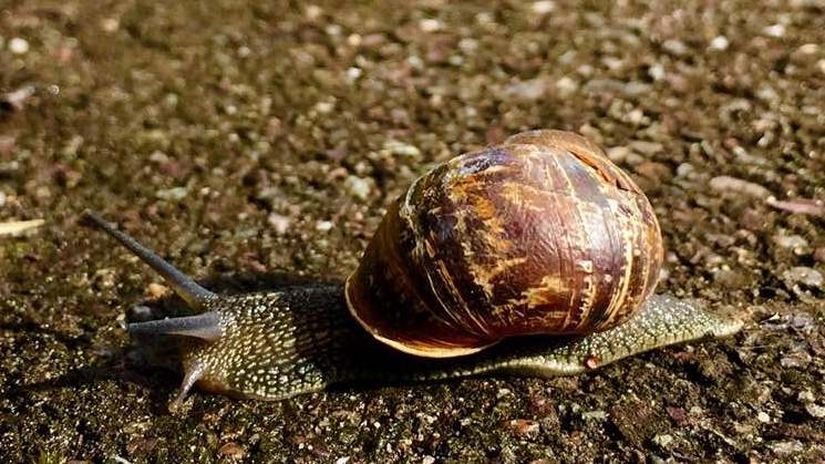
189 282 498 400
187 283 376 400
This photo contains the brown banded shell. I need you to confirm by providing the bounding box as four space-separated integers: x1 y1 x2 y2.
344 130 664 358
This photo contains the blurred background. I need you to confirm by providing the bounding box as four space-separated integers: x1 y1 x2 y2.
0 1 822 462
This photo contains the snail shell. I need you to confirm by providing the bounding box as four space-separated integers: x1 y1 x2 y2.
345 130 664 357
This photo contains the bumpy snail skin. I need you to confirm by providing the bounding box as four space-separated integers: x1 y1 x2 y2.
177 289 741 402
177 287 355 403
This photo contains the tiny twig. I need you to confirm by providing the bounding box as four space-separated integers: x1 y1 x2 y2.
766 196 824 217
0 219 45 237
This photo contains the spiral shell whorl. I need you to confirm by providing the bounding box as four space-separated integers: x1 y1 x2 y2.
345 130 664 358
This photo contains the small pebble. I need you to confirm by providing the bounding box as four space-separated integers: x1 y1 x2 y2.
1 85 35 112
383 140 421 158
628 140 663 156
772 234 810 254
757 411 771 423
422 456 435 464
555 76 578 97
508 419 540 438
8 37 29 55
732 146 766 165
652 434 673 448
149 151 169 163
585 355 601 369
797 390 815 403
606 146 631 163
316 220 334 232
334 458 350 464
458 38 478 53
626 109 646 125
267 213 291 235
218 442 245 459
709 176 772 199
648 63 665 81
505 78 548 100
314 101 334 114
769 440 804 456
418 413 436 425
305 5 322 20
581 410 608 421
781 267 823 289
709 36 730 51
100 18 120 33
780 349 811 368
146 283 169 299
762 24 786 38
662 39 687 56
675 163 695 178
419 19 442 32
155 187 189 201
345 67 362 82
344 175 372 200
531 1 556 14
756 85 779 103
805 403 825 418
666 406 687 423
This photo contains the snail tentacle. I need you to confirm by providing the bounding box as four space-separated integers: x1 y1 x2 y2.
128 312 224 341
81 210 216 309
170 360 206 411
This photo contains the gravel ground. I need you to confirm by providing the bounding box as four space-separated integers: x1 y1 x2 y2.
0 0 823 462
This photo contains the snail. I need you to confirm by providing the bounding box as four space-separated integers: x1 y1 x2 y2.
82 130 742 408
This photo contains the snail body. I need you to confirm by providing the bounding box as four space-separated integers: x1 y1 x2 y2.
83 130 742 406
176 288 738 402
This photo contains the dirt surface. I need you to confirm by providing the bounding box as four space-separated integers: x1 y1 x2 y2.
1 0 823 462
